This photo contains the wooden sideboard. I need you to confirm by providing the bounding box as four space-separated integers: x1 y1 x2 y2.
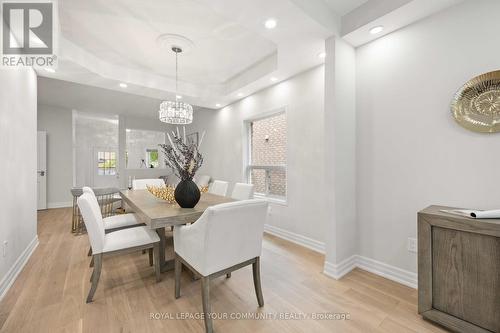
418 206 500 333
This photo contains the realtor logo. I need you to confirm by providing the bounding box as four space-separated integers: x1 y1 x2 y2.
1 1 56 67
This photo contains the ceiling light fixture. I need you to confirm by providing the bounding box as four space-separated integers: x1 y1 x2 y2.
318 52 326 59
369 26 384 34
159 46 193 125
119 82 128 88
237 92 244 97
270 77 278 82
44 68 55 73
264 18 277 29
215 103 221 108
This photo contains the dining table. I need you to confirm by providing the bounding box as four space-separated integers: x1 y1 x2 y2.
119 189 234 272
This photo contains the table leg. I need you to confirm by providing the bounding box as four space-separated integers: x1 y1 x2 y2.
156 227 175 273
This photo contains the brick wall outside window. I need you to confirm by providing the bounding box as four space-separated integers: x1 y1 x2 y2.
250 112 286 197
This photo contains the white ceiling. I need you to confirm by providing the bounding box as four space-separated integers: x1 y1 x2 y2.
40 0 337 109
323 0 369 15
37 76 207 119
59 0 276 84
37 0 465 110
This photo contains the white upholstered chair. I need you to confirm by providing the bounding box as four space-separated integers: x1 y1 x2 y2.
132 178 165 190
194 174 211 188
174 199 269 333
82 187 141 231
230 183 254 200
208 180 229 196
78 193 161 303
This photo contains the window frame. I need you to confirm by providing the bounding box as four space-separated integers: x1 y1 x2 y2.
243 107 287 205
146 149 159 168
97 151 117 176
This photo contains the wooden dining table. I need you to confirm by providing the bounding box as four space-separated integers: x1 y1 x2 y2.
120 189 234 272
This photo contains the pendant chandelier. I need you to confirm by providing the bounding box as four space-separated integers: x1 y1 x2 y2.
159 46 193 125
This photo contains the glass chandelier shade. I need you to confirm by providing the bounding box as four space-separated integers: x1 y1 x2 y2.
158 46 193 125
159 100 193 124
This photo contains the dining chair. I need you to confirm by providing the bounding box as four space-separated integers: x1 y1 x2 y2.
208 180 229 196
174 199 269 333
78 193 161 303
82 187 150 263
194 174 211 188
82 187 141 231
132 178 166 190
230 183 254 200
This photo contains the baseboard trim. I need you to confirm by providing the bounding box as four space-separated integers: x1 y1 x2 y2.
0 235 39 302
356 256 417 289
323 255 417 289
323 255 357 279
47 201 72 209
264 224 325 254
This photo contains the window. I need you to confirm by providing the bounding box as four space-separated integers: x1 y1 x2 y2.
97 151 116 175
146 149 159 168
247 111 286 201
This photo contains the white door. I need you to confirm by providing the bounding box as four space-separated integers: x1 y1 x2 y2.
92 147 120 188
37 131 47 210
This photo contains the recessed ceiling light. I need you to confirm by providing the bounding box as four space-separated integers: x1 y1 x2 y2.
264 18 277 29
44 68 55 73
270 77 278 82
237 92 244 97
119 82 127 88
176 95 183 99
126 129 131 132
369 26 384 34
317 52 326 59
215 103 221 107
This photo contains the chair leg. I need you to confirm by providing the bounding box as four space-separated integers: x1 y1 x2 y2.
87 254 102 303
148 248 153 267
252 257 264 307
174 255 182 299
153 244 161 282
87 247 92 257
226 273 231 278
201 276 213 333
90 256 94 267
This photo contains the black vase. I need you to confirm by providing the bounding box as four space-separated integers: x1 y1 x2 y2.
174 179 201 208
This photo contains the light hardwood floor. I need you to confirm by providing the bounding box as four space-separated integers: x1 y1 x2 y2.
0 208 448 333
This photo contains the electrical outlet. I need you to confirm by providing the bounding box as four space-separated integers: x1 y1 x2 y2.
407 238 417 253
3 241 7 257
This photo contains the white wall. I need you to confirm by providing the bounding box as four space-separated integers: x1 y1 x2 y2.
323 37 357 266
37 104 73 207
73 111 119 188
119 115 175 188
356 0 500 273
0 68 38 299
186 66 327 246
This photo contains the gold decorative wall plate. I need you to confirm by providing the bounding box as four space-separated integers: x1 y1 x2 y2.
451 70 500 133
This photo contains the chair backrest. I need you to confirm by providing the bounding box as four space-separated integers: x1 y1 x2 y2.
208 180 229 196
132 178 165 190
194 199 268 275
231 183 254 200
82 186 95 198
194 174 211 188
77 193 105 253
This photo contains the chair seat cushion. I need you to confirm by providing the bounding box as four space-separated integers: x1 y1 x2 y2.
103 226 160 253
103 213 138 230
